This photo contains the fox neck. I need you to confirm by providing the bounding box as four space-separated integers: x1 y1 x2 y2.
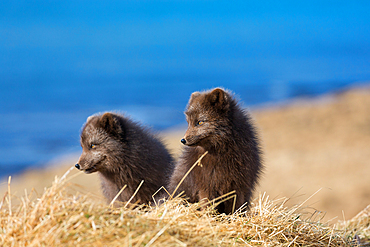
195 139 233 156
200 135 235 155
98 165 131 187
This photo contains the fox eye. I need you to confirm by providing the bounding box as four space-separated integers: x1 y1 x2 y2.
197 120 204 126
90 144 96 149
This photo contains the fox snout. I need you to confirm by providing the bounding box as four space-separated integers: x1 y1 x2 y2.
181 128 196 146
181 137 193 146
181 126 201 146
75 153 100 174
181 126 211 147
180 135 198 146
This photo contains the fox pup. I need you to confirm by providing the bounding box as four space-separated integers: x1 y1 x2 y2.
169 88 263 214
75 112 173 205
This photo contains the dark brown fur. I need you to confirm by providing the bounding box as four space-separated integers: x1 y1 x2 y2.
76 112 173 205
169 88 263 214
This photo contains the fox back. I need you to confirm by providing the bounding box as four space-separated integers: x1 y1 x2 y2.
169 88 263 214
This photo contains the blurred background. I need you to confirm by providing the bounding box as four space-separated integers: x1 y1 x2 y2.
1 0 369 220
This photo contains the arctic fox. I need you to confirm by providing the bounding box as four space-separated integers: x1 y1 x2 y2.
169 88 263 214
75 112 173 205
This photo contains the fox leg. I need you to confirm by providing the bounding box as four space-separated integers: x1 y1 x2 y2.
198 190 211 210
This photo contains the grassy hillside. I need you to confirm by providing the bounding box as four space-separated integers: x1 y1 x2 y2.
1 167 368 246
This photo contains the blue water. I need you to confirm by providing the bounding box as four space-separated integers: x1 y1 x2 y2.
1 1 370 177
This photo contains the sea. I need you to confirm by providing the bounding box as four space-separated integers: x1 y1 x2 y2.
1 1 370 177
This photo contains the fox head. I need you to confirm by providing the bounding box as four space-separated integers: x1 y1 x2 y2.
181 88 233 151
75 112 125 174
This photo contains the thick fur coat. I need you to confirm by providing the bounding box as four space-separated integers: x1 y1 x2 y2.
169 88 263 214
76 112 173 205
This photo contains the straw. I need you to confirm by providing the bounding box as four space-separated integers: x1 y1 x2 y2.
0 164 367 246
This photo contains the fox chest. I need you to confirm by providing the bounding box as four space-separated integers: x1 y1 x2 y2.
192 164 234 192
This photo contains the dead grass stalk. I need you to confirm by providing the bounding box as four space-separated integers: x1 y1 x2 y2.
0 166 366 246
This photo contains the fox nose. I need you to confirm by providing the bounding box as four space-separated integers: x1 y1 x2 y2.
75 163 81 170
180 138 186 145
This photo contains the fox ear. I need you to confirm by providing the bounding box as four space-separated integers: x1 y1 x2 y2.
190 92 201 100
207 88 229 110
98 113 123 136
189 91 201 104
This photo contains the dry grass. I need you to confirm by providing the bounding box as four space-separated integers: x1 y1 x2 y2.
339 205 370 246
1 166 367 246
